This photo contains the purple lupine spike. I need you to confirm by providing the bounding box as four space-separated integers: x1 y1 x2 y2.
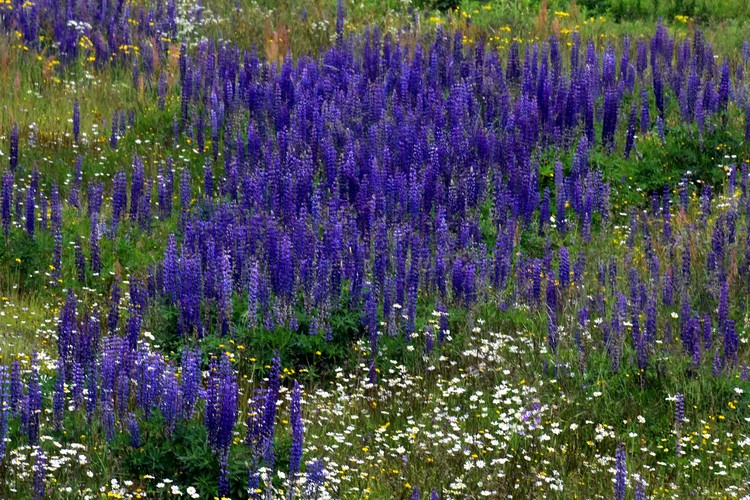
90 214 101 275
0 366 9 461
636 316 648 373
129 413 141 448
724 319 739 367
180 168 191 214
218 251 233 336
9 361 21 417
305 458 326 497
261 354 281 470
139 178 152 232
336 0 345 44
71 361 85 409
126 307 141 353
180 348 202 419
119 110 127 137
601 87 620 151
636 39 647 79
163 235 179 302
107 278 121 333
559 247 570 290
158 162 174 219
32 446 45 500
2 171 12 237
653 62 664 119
111 168 127 237
205 354 237 497
27 351 41 446
718 59 731 118
73 100 80 142
247 260 260 329
289 380 304 480
624 103 637 159
430 489 440 500
546 274 558 355
614 442 627 500
179 250 203 337
130 155 145 222
635 476 646 500
25 180 35 240
425 327 434 356
712 348 723 376
74 236 86 282
248 465 261 499
50 230 62 284
411 486 421 500
110 112 119 150
87 181 104 218
703 315 713 351
9 123 18 172
50 182 61 233
674 393 685 426
86 366 98 424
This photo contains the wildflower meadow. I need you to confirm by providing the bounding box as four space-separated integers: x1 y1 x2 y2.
0 0 749 498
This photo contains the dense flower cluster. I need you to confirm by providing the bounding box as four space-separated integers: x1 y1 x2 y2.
0 0 748 497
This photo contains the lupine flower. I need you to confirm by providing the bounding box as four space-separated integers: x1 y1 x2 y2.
635 476 646 500
624 103 637 158
110 112 119 149
1 171 12 237
33 446 46 500
559 247 570 290
0 366 8 461
204 354 237 497
53 362 65 431
9 361 21 417
261 354 281 470
9 123 18 172
89 214 101 274
724 319 739 367
74 236 86 282
27 352 41 446
25 180 35 240
73 100 80 142
289 380 304 480
675 393 685 426
129 413 141 448
336 0 345 44
158 72 167 110
546 274 558 355
102 400 116 443
111 168 127 236
614 442 627 500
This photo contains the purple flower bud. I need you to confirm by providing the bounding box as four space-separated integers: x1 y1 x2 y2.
675 393 685 426
9 123 19 172
27 352 41 446
289 380 304 479
614 442 626 500
73 101 80 142
129 413 141 448
33 446 45 500
0 366 9 460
